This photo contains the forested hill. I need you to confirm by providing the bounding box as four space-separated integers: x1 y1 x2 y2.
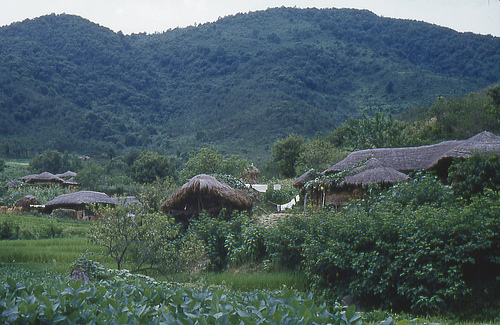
0 7 499 160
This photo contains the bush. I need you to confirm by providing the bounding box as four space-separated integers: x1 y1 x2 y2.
302 191 500 318
263 214 311 270
449 151 500 199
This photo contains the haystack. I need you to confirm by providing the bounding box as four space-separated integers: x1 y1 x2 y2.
44 191 117 218
160 174 253 223
244 165 260 184
15 195 41 212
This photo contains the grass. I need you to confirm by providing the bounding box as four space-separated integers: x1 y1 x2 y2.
204 270 309 292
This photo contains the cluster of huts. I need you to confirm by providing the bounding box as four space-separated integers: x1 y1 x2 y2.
3 131 500 220
293 131 500 209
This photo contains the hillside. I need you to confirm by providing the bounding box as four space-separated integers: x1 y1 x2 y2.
0 7 499 161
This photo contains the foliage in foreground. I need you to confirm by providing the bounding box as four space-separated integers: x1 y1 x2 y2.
0 267 359 325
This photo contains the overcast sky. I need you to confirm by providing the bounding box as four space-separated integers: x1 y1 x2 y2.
0 0 499 36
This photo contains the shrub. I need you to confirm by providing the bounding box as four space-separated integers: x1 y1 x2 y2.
303 191 500 318
263 214 311 270
448 151 500 199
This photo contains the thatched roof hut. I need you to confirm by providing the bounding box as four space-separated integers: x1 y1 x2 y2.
293 168 317 188
55 171 77 179
62 177 81 188
44 191 117 217
339 158 410 187
160 174 253 223
19 172 64 184
323 131 500 179
15 195 41 212
4 180 22 189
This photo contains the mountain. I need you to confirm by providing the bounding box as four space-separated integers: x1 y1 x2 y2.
0 8 499 161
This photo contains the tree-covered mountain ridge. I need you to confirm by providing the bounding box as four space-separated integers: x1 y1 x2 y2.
0 7 499 160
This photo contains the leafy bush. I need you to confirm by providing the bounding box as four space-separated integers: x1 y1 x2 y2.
449 151 500 199
303 191 500 318
384 172 454 209
264 215 312 270
263 186 297 205
225 214 266 266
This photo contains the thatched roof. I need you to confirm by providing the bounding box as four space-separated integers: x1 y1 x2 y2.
62 177 81 186
340 158 410 187
293 168 317 188
19 172 64 184
4 180 22 189
323 131 500 175
55 171 77 179
45 191 117 208
160 174 253 220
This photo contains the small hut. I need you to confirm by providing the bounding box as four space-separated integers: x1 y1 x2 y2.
4 180 22 189
292 168 317 189
44 191 117 219
305 158 409 210
160 174 253 224
62 177 81 189
55 171 77 179
19 172 64 184
15 195 41 212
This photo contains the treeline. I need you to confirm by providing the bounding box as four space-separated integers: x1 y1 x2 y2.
0 8 499 159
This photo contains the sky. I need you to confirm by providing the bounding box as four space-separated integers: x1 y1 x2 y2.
0 0 499 37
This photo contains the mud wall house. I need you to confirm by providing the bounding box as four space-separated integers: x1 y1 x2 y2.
160 174 253 225
44 191 117 220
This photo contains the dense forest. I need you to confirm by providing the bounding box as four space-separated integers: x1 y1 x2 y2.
0 7 499 161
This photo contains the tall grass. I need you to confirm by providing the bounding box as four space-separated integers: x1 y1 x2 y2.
204 270 308 292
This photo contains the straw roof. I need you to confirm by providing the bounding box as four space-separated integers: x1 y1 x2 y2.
62 177 81 186
339 158 410 186
45 191 117 208
4 180 22 189
323 131 500 175
19 172 64 184
293 168 317 188
55 171 77 179
160 174 253 220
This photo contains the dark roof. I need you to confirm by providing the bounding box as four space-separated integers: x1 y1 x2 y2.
19 172 64 183
292 168 317 188
340 158 410 186
323 131 500 175
45 191 117 207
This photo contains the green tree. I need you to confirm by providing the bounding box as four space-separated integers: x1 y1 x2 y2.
88 204 206 274
328 112 408 150
448 151 500 199
180 146 248 180
0 159 5 173
272 134 304 178
129 150 177 184
29 150 80 174
295 138 349 175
